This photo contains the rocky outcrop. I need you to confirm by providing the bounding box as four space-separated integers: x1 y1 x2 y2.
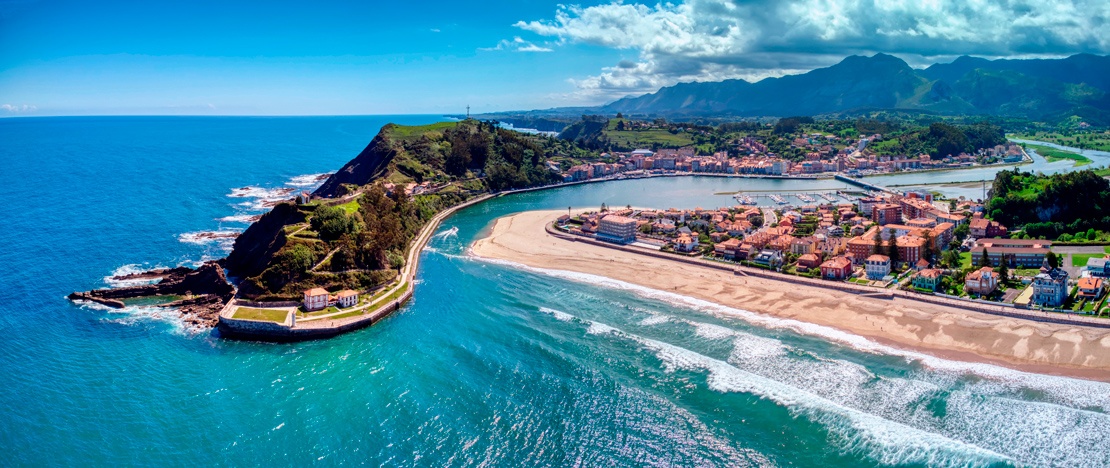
313 131 396 199
68 262 234 328
224 202 306 279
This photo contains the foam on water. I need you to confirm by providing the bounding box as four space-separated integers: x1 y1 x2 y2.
539 307 1011 467
473 257 1110 411
538 307 576 322
287 173 332 187
178 230 241 250
73 299 197 336
103 263 168 287
216 214 261 224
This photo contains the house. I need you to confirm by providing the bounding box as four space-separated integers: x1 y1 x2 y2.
1086 257 1110 277
751 250 784 268
820 256 854 280
964 267 999 296
797 253 822 269
296 191 312 204
913 269 944 291
1078 277 1105 300
1032 268 1070 307
864 255 891 280
714 238 743 259
969 216 1008 238
674 234 698 252
914 259 931 271
336 290 359 308
790 237 818 255
303 288 329 311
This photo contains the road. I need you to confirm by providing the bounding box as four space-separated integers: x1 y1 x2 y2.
761 208 778 227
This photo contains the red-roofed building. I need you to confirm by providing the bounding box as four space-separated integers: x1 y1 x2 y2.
820 256 854 280
304 288 329 311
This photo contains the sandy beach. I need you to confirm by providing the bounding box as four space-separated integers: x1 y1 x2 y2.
471 210 1110 381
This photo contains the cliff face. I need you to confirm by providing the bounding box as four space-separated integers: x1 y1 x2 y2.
313 130 396 199
224 202 306 279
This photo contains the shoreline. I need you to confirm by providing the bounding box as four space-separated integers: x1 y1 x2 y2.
470 210 1110 382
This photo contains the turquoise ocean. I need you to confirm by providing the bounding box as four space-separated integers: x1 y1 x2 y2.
1 116 1108 466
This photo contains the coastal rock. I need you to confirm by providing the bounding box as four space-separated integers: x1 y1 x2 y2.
313 131 395 198
69 262 235 327
224 202 306 279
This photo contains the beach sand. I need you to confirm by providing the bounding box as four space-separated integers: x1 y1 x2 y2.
471 210 1110 381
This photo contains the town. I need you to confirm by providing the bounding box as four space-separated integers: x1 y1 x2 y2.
553 186 1106 315
559 128 1026 182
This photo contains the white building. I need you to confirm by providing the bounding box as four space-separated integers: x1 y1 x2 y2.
865 255 891 280
597 215 639 244
336 290 359 308
303 288 329 311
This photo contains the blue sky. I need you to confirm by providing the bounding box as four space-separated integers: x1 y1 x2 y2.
2 0 1108 116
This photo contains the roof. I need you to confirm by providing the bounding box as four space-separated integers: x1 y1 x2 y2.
866 254 890 263
821 256 852 268
336 290 358 298
305 288 329 297
918 269 943 279
967 267 997 281
1087 257 1109 269
601 214 638 225
1079 277 1103 289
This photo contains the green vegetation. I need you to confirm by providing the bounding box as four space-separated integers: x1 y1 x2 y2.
1071 253 1104 267
986 169 1110 239
1012 131 1110 152
233 307 289 323
1024 143 1092 166
867 122 1007 158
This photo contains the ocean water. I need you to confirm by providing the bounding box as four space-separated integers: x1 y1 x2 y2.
2 117 1109 466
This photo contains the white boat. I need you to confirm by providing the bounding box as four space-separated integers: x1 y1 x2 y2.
769 194 787 204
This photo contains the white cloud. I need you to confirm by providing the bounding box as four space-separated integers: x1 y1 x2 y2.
480 36 553 53
430 28 441 33
1 103 37 113
512 0 1110 102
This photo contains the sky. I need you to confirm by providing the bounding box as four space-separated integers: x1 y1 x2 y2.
2 0 1109 116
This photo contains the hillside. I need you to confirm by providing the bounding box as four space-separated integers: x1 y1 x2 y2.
986 169 1110 239
598 53 1110 123
226 120 565 299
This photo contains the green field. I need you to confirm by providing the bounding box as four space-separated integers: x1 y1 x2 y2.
388 121 459 140
1025 143 1092 166
603 120 695 149
1072 253 1106 267
334 199 360 215
233 307 289 322
1013 131 1110 152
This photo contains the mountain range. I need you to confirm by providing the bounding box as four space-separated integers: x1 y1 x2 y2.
592 53 1110 123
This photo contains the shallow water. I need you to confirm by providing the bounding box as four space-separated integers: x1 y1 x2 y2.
1 116 1106 466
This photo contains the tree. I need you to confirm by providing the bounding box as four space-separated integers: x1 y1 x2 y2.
1047 251 1060 269
922 230 936 263
943 248 962 268
997 261 1009 284
979 248 991 267
888 230 900 265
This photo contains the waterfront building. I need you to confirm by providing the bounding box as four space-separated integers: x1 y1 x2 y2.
865 255 891 280
336 290 359 308
304 288 329 311
1078 277 1105 300
674 234 698 252
1032 268 1070 307
714 238 743 259
970 239 1052 267
964 267 999 296
597 215 639 244
820 256 854 280
913 269 944 291
797 253 822 269
752 250 784 268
